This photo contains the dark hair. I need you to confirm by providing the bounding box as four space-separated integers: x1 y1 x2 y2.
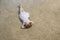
24 22 32 28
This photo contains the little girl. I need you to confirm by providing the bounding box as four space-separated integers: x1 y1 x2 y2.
18 5 33 28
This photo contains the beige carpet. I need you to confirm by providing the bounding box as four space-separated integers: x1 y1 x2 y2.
0 0 60 40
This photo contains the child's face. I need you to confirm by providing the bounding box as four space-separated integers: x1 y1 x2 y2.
24 22 32 28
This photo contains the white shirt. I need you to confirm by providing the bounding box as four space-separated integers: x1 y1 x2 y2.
19 11 30 22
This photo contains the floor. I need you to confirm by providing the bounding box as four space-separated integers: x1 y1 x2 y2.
0 0 60 40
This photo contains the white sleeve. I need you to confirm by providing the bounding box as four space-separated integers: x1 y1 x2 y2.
26 12 30 17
